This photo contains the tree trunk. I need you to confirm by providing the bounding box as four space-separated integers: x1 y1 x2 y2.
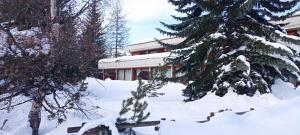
50 0 57 19
115 12 118 58
50 0 59 42
28 91 45 135
115 2 119 58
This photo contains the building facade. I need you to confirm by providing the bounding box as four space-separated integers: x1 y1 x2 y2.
274 14 300 36
98 15 300 81
98 38 184 80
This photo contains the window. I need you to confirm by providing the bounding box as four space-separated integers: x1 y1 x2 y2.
175 67 185 77
117 69 132 80
165 68 172 78
161 68 172 78
104 69 116 80
118 70 125 80
125 69 131 80
151 67 160 78
151 67 172 78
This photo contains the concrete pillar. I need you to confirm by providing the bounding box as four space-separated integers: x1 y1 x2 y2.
102 69 104 80
149 67 152 80
130 68 133 81
115 69 118 80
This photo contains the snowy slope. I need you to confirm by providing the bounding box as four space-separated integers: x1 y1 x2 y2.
1 78 300 135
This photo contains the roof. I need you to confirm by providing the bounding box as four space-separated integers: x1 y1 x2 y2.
98 52 170 69
127 37 185 53
273 14 300 30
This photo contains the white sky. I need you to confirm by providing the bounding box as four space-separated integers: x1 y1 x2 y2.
122 1 300 44
123 0 177 44
123 0 175 22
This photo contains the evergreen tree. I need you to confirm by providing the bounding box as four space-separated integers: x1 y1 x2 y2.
117 77 150 135
117 76 165 135
158 0 300 101
80 0 107 77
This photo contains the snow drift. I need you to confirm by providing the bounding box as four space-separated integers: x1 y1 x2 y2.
0 78 300 135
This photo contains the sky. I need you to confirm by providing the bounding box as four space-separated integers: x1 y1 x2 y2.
123 0 177 44
123 1 300 44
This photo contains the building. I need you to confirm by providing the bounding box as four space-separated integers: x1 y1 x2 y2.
98 15 300 81
273 14 300 36
98 38 184 80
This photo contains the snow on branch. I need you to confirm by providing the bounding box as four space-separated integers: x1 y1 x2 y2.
209 32 226 39
269 53 300 72
275 30 300 41
245 34 294 56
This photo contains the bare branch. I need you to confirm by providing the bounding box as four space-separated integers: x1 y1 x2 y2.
0 99 32 110
53 93 61 109
0 24 27 56
0 119 8 130
0 91 23 103
71 0 90 20
42 104 55 117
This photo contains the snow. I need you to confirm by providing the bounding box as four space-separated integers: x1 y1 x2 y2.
220 63 232 72
269 53 300 72
0 30 9 57
294 11 300 16
170 42 202 62
240 0 250 7
1 78 300 135
77 115 119 135
272 79 300 100
160 99 300 135
99 52 170 63
275 30 300 41
209 32 226 39
219 45 246 59
98 52 170 69
273 30 300 54
0 27 51 57
0 79 4 85
237 55 250 74
245 34 294 56
127 38 184 53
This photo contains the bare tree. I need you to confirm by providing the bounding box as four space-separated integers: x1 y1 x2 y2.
106 0 128 58
0 0 91 135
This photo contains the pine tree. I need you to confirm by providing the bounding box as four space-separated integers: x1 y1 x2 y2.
158 0 300 101
117 77 163 135
80 0 107 77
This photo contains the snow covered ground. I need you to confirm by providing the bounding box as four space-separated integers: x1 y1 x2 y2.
1 78 300 135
